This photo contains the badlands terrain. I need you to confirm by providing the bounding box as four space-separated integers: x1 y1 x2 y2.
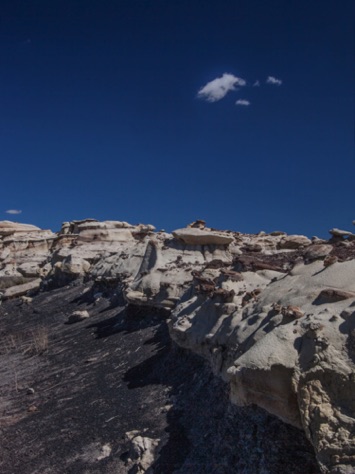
0 218 355 473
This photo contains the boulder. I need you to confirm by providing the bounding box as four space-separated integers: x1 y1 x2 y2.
61 256 91 275
125 431 160 473
304 244 332 261
172 227 234 245
3 278 41 299
313 288 355 304
188 219 206 229
329 228 355 238
17 262 42 278
278 235 311 249
67 310 90 324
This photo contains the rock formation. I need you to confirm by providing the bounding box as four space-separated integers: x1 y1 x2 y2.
1 218 355 473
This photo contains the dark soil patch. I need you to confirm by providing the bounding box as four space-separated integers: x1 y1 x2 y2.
0 282 319 473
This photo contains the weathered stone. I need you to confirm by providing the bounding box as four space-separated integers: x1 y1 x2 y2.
61 256 91 275
281 305 304 319
67 310 90 323
314 288 355 304
20 296 33 305
323 255 338 267
3 278 41 299
125 431 160 472
279 235 312 249
329 228 355 238
96 444 111 461
220 268 244 281
304 244 332 261
0 221 41 236
1 217 355 473
188 219 206 229
172 227 234 245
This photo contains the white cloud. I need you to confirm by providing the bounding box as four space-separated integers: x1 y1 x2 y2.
5 209 22 215
266 76 282 86
236 99 250 106
253 80 260 87
197 73 246 102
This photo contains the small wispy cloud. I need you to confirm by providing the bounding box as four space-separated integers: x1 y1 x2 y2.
236 99 250 106
253 80 260 87
266 76 282 86
5 209 22 215
197 73 246 102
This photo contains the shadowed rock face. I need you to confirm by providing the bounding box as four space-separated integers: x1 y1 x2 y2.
1 218 355 473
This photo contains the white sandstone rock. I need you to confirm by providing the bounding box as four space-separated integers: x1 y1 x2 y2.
329 228 355 239
172 227 234 245
304 244 333 261
278 235 312 249
0 221 42 236
3 278 41 299
67 310 90 323
125 431 160 473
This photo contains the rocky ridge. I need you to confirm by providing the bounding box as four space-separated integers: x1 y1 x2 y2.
1 218 355 473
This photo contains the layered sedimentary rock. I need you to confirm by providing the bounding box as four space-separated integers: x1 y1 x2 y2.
1 218 355 473
0 221 56 294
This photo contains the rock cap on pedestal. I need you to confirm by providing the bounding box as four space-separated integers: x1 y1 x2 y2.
172 227 234 245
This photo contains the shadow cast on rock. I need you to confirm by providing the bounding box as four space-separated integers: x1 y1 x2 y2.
87 304 169 339
123 345 205 472
339 313 355 363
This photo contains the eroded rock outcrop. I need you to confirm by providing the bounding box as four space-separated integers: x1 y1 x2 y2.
172 227 234 245
124 431 161 473
0 221 56 290
1 218 355 473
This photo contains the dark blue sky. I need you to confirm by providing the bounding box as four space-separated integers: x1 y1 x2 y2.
1 0 354 236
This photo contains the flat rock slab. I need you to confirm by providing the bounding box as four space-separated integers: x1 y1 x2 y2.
278 235 311 249
3 278 42 299
172 228 234 245
329 228 355 238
